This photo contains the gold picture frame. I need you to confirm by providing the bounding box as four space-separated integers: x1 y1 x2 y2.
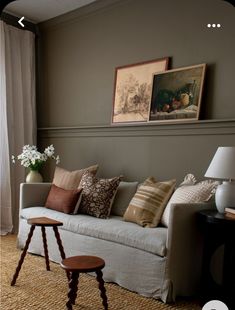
149 64 206 123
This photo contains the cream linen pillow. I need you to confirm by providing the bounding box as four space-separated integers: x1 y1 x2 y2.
53 165 98 190
161 174 219 227
123 177 176 228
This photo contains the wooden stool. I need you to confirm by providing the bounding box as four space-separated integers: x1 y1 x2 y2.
11 217 68 286
61 256 108 310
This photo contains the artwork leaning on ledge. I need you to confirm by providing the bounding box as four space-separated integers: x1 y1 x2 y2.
112 57 169 124
149 64 206 123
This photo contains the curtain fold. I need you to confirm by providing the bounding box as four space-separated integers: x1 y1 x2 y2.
0 21 12 235
0 21 36 234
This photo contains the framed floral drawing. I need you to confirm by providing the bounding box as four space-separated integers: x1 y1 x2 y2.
112 57 169 124
149 64 206 123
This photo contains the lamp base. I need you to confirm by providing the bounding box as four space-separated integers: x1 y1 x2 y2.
215 181 235 213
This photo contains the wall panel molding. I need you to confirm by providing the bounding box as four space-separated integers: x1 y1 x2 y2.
38 119 235 139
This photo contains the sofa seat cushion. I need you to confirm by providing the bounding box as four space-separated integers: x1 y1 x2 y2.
20 207 167 257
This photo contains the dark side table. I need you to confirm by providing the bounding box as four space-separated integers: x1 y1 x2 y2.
197 209 235 308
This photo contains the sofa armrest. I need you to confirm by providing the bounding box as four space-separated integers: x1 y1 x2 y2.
166 202 216 301
20 183 52 210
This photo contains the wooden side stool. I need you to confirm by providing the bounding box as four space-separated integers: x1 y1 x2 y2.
11 216 68 286
61 255 108 310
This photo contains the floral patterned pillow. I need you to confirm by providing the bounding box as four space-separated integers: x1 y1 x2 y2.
79 171 122 218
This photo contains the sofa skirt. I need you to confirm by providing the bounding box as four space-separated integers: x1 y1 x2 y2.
18 218 171 302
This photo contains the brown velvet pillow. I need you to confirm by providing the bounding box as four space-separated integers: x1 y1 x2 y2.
45 184 83 214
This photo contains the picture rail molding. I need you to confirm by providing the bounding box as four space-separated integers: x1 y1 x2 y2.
38 119 235 139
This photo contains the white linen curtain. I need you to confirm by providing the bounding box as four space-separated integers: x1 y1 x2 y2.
0 21 36 234
0 21 12 235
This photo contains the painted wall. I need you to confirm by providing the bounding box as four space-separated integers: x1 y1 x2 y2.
37 0 235 182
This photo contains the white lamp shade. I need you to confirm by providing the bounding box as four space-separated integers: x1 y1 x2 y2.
205 147 235 180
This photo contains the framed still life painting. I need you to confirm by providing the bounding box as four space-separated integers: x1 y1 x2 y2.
112 57 169 124
149 64 206 123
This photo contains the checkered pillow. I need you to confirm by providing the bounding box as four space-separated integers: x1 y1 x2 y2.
161 174 219 227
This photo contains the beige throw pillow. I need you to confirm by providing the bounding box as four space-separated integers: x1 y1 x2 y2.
123 177 176 228
53 165 98 190
161 173 219 227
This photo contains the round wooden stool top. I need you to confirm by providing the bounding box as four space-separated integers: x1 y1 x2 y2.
61 256 105 273
27 217 63 227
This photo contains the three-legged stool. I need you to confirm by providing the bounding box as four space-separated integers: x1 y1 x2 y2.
61 255 108 310
11 216 68 286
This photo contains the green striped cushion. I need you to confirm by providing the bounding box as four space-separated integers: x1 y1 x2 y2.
123 177 176 227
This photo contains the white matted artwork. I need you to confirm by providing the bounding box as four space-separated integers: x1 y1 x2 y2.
112 57 169 124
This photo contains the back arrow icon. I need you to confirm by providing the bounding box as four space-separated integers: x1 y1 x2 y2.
18 17 25 27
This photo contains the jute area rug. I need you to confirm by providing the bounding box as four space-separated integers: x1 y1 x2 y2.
0 234 200 310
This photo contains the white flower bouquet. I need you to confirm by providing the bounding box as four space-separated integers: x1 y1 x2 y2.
12 144 60 171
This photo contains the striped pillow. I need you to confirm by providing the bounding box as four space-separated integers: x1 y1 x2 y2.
123 177 176 228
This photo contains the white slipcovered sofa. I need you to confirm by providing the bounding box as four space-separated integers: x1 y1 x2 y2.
18 182 214 302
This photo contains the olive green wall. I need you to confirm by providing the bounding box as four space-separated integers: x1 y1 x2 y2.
37 0 235 182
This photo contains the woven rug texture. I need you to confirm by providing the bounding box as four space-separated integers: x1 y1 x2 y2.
0 234 200 310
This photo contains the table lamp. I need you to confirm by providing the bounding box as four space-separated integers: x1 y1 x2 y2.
205 146 235 213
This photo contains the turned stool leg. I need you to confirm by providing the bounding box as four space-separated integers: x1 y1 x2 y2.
66 272 79 310
11 225 35 286
96 269 108 310
53 226 70 280
41 226 50 271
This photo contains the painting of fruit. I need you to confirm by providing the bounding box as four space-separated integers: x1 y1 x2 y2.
149 64 206 123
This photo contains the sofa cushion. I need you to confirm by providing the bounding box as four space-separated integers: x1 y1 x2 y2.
20 206 167 257
124 177 176 228
53 165 98 190
111 181 139 216
45 184 83 214
161 173 219 227
79 171 122 218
